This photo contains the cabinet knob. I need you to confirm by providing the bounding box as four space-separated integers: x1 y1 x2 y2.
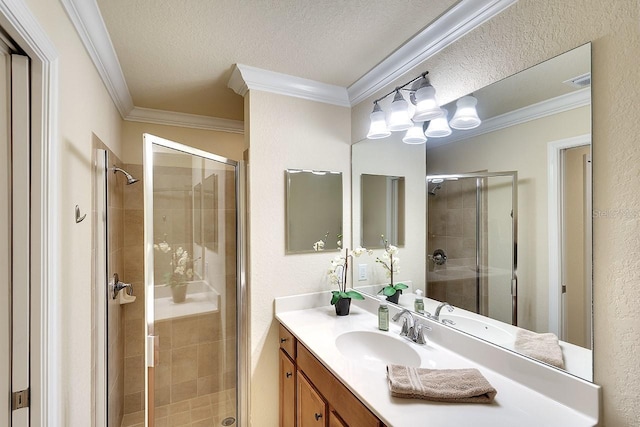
280 337 287 343
314 413 322 421
286 372 292 378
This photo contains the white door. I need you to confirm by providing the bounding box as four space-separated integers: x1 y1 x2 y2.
0 34 31 427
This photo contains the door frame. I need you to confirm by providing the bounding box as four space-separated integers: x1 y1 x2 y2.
0 1 60 425
547 134 591 337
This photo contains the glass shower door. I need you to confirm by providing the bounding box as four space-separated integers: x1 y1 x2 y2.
427 172 517 325
143 134 240 427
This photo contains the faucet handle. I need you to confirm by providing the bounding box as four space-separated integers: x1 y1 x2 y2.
399 318 409 337
442 318 455 326
415 323 432 345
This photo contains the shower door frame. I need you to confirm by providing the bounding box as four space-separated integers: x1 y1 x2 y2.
143 134 248 427
427 171 518 325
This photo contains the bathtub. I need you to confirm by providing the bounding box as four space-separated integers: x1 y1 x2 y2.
154 280 220 321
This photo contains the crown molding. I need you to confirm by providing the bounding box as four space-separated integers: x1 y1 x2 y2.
348 0 518 106
429 88 590 147
61 0 133 117
126 107 244 134
228 64 351 107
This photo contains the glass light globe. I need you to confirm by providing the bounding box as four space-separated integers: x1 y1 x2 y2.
402 124 427 144
424 108 452 138
387 91 413 132
366 103 390 139
412 84 442 122
449 95 481 130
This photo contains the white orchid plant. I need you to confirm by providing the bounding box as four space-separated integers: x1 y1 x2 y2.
154 241 194 287
313 231 343 252
376 235 407 297
328 247 371 305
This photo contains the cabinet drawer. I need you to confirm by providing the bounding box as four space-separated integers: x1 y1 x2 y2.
297 342 380 427
279 324 296 359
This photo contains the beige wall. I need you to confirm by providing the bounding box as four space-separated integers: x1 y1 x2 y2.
246 90 351 426
20 0 123 425
353 1 640 424
427 106 590 332
121 121 244 165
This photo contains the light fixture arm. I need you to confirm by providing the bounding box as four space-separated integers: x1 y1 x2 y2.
372 71 429 104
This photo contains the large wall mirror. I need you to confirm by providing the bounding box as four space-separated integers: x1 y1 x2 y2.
352 43 593 381
286 169 343 253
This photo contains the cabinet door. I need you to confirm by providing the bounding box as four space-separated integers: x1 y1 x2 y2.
329 411 347 427
280 350 296 427
298 372 327 427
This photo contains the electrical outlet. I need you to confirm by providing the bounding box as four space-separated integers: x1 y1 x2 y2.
358 264 367 281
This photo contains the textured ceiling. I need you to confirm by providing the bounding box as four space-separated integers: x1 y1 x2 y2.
96 0 459 120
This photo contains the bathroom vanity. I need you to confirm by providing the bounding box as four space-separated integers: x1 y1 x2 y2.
275 292 600 426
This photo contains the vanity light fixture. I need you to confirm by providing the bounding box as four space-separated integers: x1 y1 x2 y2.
366 71 482 143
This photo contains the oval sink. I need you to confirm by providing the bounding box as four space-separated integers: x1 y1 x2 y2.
441 315 514 344
335 331 421 367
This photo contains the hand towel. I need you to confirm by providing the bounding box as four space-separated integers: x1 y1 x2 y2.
514 329 565 369
386 365 497 404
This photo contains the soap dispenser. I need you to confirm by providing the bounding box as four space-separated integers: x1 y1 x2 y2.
414 289 425 314
378 300 389 331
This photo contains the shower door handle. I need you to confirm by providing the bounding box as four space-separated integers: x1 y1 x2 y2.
147 335 159 367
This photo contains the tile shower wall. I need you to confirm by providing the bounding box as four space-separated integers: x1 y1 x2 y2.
122 163 146 414
427 178 479 312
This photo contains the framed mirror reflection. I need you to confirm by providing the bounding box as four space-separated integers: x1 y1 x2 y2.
361 174 405 248
352 43 593 381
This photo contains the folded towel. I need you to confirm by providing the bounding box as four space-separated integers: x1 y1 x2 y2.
386 365 497 404
514 329 565 369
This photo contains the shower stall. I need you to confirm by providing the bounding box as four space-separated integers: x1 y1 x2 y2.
95 134 247 427
426 172 517 325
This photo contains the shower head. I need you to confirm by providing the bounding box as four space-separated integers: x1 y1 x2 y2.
428 183 442 196
112 166 139 185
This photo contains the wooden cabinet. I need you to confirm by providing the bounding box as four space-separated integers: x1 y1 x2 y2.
280 349 296 427
329 411 347 427
297 372 327 426
278 323 383 427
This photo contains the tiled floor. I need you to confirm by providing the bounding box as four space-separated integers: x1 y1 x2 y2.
121 389 236 427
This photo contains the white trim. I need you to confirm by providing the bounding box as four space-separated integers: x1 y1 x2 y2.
228 63 350 107
126 106 244 133
60 0 134 117
430 88 591 147
0 0 60 425
547 134 590 337
348 0 518 105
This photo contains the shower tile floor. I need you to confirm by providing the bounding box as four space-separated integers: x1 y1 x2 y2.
121 389 236 427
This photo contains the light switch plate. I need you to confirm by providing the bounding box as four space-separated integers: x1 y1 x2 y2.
358 264 367 281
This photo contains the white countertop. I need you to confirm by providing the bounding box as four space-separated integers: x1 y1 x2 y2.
276 294 599 427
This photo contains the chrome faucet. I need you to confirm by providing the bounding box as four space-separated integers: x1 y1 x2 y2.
392 309 431 344
431 302 454 321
